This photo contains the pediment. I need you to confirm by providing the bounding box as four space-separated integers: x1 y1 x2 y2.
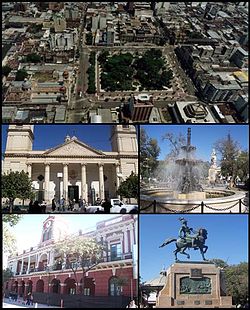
44 140 104 156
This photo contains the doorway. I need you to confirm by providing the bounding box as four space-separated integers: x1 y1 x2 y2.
68 186 79 202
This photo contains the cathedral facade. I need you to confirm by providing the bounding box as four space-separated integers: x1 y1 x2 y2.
3 125 138 204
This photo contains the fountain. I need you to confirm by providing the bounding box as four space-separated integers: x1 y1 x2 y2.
140 128 246 213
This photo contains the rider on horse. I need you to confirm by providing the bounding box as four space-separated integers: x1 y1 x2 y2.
178 217 199 248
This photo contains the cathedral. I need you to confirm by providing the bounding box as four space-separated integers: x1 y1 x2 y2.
2 125 138 204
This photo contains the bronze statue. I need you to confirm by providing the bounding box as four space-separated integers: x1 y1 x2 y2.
159 217 208 261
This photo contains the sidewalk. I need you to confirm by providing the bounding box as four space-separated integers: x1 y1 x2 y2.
2 298 60 308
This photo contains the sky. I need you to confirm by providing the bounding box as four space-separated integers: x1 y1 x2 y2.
2 125 117 154
141 125 249 162
140 214 249 282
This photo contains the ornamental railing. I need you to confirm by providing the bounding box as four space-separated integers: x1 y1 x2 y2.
140 199 248 214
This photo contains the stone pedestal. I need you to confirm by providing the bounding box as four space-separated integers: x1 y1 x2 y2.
156 262 234 308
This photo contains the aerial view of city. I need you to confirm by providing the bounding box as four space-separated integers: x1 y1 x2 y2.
2 2 248 123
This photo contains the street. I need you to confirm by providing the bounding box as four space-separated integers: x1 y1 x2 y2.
2 298 59 308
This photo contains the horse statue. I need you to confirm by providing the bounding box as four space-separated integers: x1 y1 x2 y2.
159 219 208 261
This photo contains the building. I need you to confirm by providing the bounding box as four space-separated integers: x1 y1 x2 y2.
2 125 138 204
5 215 138 308
121 94 154 123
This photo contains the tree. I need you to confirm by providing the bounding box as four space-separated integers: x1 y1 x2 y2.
225 262 248 306
54 235 105 294
2 171 34 213
117 173 139 201
208 259 248 306
26 53 41 63
15 69 28 81
140 128 160 180
214 133 241 187
2 65 12 77
3 268 14 284
3 215 22 260
235 151 249 184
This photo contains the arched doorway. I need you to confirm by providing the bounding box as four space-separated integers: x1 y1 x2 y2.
27 280 33 294
109 277 122 296
36 279 44 293
64 278 76 295
80 277 95 296
50 279 61 294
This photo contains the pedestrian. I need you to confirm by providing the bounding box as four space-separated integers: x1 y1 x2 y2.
30 293 33 306
101 198 112 214
60 196 65 212
52 196 57 212
41 200 47 213
28 200 42 213
26 292 31 305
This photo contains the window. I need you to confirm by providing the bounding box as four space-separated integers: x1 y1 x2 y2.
110 243 122 261
109 277 121 296
84 288 90 296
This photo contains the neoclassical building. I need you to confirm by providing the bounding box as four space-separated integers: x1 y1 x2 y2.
2 125 138 204
5 215 138 307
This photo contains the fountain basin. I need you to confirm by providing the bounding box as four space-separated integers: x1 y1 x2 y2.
140 188 247 213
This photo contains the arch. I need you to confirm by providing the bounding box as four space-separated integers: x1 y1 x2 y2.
36 279 44 293
27 280 33 294
80 277 95 296
64 278 76 295
38 253 48 271
50 278 61 294
109 276 121 296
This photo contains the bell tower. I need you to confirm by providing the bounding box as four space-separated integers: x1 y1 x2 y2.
39 216 69 247
5 125 34 153
110 125 138 154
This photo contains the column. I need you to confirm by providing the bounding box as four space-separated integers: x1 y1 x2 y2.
27 164 32 177
44 163 50 202
116 163 121 198
129 225 134 247
26 256 31 274
123 229 128 254
98 163 105 200
81 163 87 201
49 250 54 267
116 164 120 190
63 163 68 202
19 258 24 275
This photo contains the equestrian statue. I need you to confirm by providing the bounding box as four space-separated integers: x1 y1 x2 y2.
159 217 208 261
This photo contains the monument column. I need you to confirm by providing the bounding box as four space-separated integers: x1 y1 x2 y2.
44 164 50 201
63 163 68 202
98 163 105 200
81 163 87 201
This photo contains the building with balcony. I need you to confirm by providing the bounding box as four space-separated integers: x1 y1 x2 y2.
5 215 138 307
